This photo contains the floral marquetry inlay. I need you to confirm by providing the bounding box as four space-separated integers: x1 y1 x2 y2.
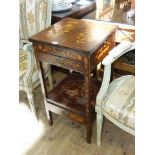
39 2 47 20
46 20 80 39
75 32 92 44
29 18 117 54
27 10 35 29
95 41 111 60
29 17 117 143
62 21 78 33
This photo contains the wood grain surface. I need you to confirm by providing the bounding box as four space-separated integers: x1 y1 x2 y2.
29 18 117 143
29 18 117 53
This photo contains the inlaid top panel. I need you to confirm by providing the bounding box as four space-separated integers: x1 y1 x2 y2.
29 18 117 53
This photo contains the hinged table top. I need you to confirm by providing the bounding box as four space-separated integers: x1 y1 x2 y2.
29 18 117 54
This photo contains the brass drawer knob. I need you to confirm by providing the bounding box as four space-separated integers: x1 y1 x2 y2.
56 57 64 64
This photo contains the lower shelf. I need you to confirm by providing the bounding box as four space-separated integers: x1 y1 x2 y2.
47 72 101 116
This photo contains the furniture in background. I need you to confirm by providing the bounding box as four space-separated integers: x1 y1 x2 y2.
107 0 135 76
95 41 135 146
19 0 53 118
96 0 116 21
52 0 96 24
52 0 73 12
83 0 135 77
83 0 135 41
29 18 117 143
131 0 135 10
105 22 135 77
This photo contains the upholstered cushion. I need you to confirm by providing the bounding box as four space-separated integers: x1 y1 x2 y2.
19 0 51 40
19 49 38 83
19 49 49 84
102 75 135 130
19 49 28 78
19 0 52 86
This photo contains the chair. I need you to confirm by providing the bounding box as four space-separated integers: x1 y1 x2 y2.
95 41 135 146
19 0 53 118
96 0 116 21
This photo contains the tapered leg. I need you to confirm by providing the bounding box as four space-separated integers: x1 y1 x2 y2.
83 56 92 143
45 105 53 125
49 111 53 125
26 88 38 119
97 113 104 146
86 123 92 143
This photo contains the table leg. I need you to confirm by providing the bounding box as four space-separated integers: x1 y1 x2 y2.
49 111 53 125
33 45 53 125
83 57 92 143
39 62 53 125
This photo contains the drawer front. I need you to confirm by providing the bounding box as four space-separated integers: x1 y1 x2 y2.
37 52 84 73
90 33 115 71
36 44 83 61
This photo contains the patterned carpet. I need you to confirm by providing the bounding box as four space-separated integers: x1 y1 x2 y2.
19 71 135 155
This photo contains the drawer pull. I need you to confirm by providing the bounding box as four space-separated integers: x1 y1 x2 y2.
56 57 64 64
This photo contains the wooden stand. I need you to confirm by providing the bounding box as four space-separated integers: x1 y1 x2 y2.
29 18 117 143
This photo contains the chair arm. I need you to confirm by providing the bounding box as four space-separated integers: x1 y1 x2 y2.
19 39 31 49
22 42 33 53
104 41 135 65
21 43 34 86
96 41 135 107
96 63 111 106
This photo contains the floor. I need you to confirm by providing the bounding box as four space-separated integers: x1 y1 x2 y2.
19 71 134 155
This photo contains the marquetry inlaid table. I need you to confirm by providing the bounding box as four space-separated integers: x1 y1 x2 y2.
29 18 117 143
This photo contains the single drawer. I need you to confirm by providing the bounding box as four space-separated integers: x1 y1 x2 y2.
37 52 84 73
36 44 83 61
90 33 115 71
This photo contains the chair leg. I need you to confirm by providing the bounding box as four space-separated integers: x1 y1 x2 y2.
26 88 38 119
97 113 104 146
49 111 53 125
45 106 53 125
